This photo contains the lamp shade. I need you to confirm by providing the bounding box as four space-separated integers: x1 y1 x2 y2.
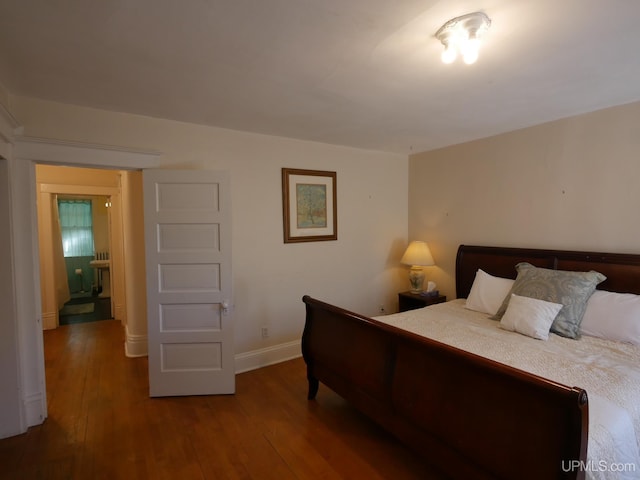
400 241 435 266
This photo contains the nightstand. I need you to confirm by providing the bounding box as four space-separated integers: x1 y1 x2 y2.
398 291 446 312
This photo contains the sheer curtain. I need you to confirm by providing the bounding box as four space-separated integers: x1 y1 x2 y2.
58 199 94 257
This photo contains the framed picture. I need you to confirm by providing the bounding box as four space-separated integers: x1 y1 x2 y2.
282 168 337 243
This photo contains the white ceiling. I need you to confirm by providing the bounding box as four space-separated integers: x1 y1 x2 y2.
1 0 639 154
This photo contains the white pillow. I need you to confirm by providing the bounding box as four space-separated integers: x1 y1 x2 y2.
499 294 563 340
580 290 640 345
465 269 515 315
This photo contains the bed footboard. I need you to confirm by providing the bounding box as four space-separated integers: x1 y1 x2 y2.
301 295 588 480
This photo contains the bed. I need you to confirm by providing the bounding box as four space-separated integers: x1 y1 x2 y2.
301 245 640 480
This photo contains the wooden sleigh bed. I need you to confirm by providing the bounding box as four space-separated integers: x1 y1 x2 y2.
301 245 640 480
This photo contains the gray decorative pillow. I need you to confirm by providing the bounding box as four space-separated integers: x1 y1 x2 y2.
491 262 606 339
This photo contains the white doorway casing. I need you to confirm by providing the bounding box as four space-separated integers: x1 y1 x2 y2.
2 135 159 437
0 104 32 439
0 157 24 438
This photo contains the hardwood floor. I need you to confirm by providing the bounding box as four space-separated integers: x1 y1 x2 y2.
0 320 446 480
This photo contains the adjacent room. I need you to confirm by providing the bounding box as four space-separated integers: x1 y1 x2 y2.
0 1 639 478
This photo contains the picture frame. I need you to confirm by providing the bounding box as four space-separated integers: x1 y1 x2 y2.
282 168 337 243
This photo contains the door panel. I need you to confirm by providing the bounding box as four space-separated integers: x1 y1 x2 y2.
144 169 233 397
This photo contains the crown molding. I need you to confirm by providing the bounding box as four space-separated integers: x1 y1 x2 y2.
0 102 21 143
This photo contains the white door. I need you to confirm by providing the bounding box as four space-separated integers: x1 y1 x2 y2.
143 169 234 397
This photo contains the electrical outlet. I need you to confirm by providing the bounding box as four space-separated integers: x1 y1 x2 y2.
261 326 269 339
379 305 386 314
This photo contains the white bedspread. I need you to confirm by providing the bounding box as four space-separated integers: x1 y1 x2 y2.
374 300 640 479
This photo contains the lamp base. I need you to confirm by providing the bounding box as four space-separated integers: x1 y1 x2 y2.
408 266 425 293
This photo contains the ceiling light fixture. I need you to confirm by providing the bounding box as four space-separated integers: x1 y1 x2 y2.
435 12 491 65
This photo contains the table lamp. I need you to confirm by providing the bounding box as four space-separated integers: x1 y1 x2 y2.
400 241 435 293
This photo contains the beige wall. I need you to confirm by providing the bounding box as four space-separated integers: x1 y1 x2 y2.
409 101 640 300
91 196 110 254
12 95 409 357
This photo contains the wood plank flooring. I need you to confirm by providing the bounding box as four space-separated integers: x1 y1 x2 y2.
0 320 445 479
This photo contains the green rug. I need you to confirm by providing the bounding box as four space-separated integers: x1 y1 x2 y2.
60 303 95 316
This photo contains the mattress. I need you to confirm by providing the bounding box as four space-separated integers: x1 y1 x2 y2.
374 299 640 480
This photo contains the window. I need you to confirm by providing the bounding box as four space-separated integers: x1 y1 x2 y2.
58 199 94 257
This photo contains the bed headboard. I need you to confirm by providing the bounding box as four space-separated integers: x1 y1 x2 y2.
456 245 640 299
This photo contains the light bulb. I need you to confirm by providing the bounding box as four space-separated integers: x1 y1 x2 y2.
462 37 480 64
441 43 457 64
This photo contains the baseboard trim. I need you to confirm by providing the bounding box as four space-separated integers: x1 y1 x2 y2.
122 334 301 372
42 311 57 330
113 303 125 322
124 327 148 357
234 340 302 374
24 391 46 428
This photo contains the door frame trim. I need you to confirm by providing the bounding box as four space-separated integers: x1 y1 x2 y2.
11 136 160 431
14 136 161 169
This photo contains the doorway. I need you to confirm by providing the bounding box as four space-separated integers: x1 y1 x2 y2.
6 137 234 437
36 165 125 330
55 194 114 326
3 137 159 436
